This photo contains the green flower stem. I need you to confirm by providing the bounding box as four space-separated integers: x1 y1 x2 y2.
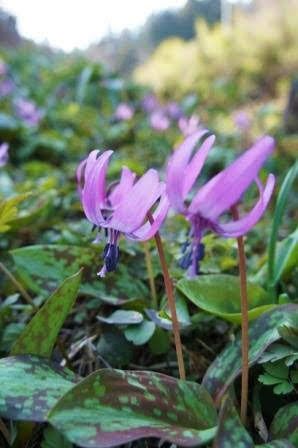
148 213 186 380
143 242 158 309
231 205 249 425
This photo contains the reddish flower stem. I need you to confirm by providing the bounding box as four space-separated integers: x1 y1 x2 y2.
231 205 249 425
148 213 186 380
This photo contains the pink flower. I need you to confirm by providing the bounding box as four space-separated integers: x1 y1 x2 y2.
77 150 169 277
0 143 9 167
15 98 42 127
150 110 170 132
141 94 159 113
178 115 201 137
233 110 252 132
166 131 275 275
114 103 134 121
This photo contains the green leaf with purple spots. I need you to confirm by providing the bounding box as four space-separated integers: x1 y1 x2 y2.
269 402 298 446
177 274 275 324
202 304 298 402
11 244 146 304
11 270 82 357
214 395 253 447
0 355 75 422
48 369 217 448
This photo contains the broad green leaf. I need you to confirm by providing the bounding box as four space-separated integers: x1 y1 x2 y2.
11 270 81 357
124 320 155 345
214 395 253 447
0 355 75 422
273 229 298 284
41 426 73 448
97 310 144 325
202 304 298 402
177 274 274 323
269 402 298 446
48 369 217 448
11 244 146 303
267 163 297 290
0 193 31 233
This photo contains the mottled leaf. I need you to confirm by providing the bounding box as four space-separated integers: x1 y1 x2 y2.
48 369 217 448
214 395 253 447
11 270 81 357
177 274 274 323
0 355 75 422
97 310 143 325
202 304 298 402
269 402 298 446
257 441 295 447
11 244 145 303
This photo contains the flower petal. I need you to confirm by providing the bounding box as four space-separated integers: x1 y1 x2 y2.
107 169 163 233
166 129 208 212
189 135 275 219
182 134 215 197
82 150 113 226
214 174 275 237
109 166 136 207
128 189 170 241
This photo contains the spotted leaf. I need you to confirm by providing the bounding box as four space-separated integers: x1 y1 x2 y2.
48 369 217 448
11 270 81 357
0 355 75 422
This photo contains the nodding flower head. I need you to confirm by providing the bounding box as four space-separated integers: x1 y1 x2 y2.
77 150 169 277
166 130 275 276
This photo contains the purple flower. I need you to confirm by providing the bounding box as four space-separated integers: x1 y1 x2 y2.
233 110 252 132
0 79 14 97
150 110 170 132
141 93 159 113
0 143 9 167
15 98 42 127
114 103 134 121
166 131 275 275
77 150 169 277
178 115 201 137
0 61 7 77
165 102 183 121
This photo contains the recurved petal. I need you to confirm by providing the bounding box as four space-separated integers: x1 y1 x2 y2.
189 135 275 220
166 129 208 212
76 158 87 193
107 169 163 233
182 134 215 197
214 174 275 237
81 150 113 226
109 166 136 207
128 191 170 241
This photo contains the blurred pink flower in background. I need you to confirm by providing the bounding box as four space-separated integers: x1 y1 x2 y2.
150 110 170 131
165 101 183 121
0 143 9 167
141 93 159 113
0 79 14 97
178 114 201 136
114 103 134 121
15 98 42 127
233 110 252 132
